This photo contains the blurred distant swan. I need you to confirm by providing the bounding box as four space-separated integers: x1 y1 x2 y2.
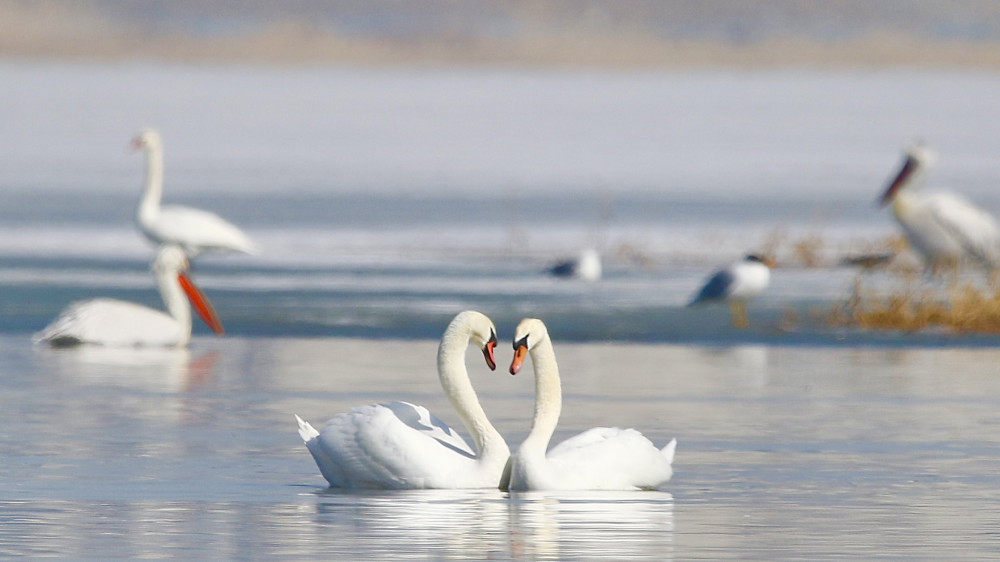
500 318 676 491
879 142 1000 273
133 128 257 257
34 245 225 347
295 311 509 489
547 248 602 281
688 254 774 328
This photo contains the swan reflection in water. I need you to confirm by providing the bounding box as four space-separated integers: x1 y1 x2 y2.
507 491 675 560
308 489 673 559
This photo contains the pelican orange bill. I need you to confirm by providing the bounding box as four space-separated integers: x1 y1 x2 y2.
178 272 225 334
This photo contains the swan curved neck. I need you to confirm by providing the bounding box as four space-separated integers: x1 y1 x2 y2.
437 327 505 459
522 337 562 455
156 270 192 345
138 143 164 224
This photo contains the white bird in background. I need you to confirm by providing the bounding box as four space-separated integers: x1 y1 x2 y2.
295 310 509 489
878 142 1000 273
547 248 602 281
34 245 225 347
133 128 257 257
500 318 676 492
688 254 775 328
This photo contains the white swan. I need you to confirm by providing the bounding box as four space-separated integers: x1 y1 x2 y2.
879 142 1000 273
133 128 257 257
34 245 225 347
295 310 509 489
501 318 676 491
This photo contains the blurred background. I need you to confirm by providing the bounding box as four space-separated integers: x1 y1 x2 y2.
4 1 1000 67
4 1 1000 342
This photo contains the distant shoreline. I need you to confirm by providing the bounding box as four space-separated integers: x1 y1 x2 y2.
5 31 1000 70
3 2 1000 69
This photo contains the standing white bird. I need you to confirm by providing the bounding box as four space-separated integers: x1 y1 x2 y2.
688 254 774 328
34 245 225 347
294 310 509 489
547 248 602 281
133 128 257 257
878 142 1000 273
500 318 676 492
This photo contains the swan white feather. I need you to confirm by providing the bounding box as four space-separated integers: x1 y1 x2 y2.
133 128 257 257
502 318 676 491
295 310 509 489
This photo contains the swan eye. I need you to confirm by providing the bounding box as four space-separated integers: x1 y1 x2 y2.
488 329 497 345
513 335 529 350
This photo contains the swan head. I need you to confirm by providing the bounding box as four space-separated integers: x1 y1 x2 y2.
446 310 498 371
131 128 162 152
154 244 225 335
879 141 935 207
509 317 549 375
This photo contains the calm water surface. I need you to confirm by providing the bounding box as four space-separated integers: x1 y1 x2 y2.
2 336 999 559
3 63 1000 558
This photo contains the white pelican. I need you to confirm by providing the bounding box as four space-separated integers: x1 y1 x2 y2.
133 128 257 256
294 311 509 489
500 318 676 491
688 254 774 328
879 142 1000 273
35 245 225 347
547 248 602 281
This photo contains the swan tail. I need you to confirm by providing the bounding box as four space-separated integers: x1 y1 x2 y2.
661 438 677 465
295 414 320 443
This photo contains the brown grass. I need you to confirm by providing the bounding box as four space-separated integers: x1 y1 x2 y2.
761 229 905 270
832 277 1000 333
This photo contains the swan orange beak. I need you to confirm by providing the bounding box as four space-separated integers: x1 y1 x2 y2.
178 272 225 335
510 344 528 375
482 332 497 371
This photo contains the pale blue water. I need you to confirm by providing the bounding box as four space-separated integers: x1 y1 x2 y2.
2 62 1000 558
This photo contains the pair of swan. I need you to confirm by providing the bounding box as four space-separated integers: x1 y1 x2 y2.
295 311 676 491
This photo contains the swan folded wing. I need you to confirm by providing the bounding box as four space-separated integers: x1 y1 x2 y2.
311 403 477 489
149 205 257 255
381 401 475 458
547 427 675 490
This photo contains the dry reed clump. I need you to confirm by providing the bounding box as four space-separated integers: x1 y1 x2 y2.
833 277 1000 333
760 229 900 270
759 229 827 268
